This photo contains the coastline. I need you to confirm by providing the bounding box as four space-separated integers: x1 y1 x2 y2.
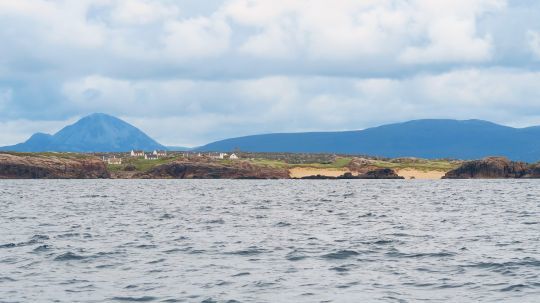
1 152 539 180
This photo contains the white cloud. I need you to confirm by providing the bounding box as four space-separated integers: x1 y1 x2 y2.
527 30 540 59
107 0 179 25
4 0 540 147
0 88 12 110
226 0 504 63
53 68 540 147
162 15 231 59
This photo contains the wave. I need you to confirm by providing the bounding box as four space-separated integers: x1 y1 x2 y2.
321 250 360 260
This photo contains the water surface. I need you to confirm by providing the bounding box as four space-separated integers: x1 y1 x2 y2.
1 180 539 302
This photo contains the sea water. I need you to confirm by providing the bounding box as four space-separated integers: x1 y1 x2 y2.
0 180 539 302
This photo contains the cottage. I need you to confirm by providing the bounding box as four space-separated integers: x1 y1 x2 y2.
108 157 122 165
130 150 144 157
153 150 167 157
145 154 159 160
103 156 122 165
229 153 239 160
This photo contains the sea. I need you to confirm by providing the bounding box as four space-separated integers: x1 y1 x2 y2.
0 180 539 303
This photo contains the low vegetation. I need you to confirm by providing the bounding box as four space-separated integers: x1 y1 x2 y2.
2 152 94 160
3 151 461 177
370 158 461 172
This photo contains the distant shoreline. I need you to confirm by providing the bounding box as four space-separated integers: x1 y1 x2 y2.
1 152 539 180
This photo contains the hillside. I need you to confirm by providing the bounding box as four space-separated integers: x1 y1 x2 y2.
197 119 540 162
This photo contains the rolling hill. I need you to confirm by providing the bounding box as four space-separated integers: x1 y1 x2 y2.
197 119 540 162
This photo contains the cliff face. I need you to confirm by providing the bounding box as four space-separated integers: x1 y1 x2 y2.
137 160 290 179
443 157 533 179
0 153 110 179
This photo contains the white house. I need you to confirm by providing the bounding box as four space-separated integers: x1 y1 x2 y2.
219 153 228 159
153 150 167 157
229 153 239 160
130 150 144 157
103 156 122 165
145 154 159 160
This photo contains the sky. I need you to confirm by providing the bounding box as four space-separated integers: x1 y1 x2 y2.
1 0 540 147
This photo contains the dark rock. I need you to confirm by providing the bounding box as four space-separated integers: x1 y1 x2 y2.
301 169 403 180
355 168 404 179
301 174 336 179
443 157 530 179
137 160 289 179
0 153 110 179
523 163 540 178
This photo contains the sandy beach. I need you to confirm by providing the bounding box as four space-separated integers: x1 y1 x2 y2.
289 167 351 178
289 167 447 179
395 169 446 180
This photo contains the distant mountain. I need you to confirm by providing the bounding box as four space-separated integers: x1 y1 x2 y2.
166 146 193 151
1 113 166 152
197 119 540 162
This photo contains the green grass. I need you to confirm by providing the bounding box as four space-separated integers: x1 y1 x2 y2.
247 157 353 170
2 152 94 159
248 158 289 168
370 159 459 172
289 157 352 169
108 156 182 172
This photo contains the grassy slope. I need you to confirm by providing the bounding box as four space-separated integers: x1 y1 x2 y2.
106 156 183 172
370 159 460 172
106 156 459 173
1 152 94 160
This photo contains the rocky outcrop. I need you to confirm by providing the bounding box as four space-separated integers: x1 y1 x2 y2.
0 153 110 179
443 157 531 179
356 168 404 179
137 160 290 179
524 163 540 178
301 168 404 179
346 158 378 174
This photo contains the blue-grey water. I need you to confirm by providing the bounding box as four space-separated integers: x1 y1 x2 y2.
0 180 539 303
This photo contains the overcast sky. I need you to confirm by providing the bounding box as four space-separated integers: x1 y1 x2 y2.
1 0 540 146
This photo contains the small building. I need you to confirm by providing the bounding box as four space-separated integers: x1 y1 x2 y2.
130 150 144 157
229 153 239 160
145 154 159 160
103 156 122 165
153 150 167 157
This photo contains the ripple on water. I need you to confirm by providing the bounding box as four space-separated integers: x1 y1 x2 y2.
1 180 540 302
54 252 88 261
226 247 266 256
321 250 360 260
111 296 157 302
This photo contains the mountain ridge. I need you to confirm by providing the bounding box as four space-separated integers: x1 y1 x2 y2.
1 113 165 152
196 119 540 162
2 115 540 162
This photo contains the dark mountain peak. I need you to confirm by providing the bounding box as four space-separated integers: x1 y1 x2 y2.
1 113 165 152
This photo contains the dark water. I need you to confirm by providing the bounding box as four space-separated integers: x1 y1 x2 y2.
0 180 539 303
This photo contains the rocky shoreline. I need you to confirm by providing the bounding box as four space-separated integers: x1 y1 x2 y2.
0 153 109 179
1 153 540 179
443 157 540 179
